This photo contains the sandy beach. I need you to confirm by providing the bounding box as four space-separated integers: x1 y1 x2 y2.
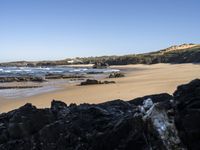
0 63 200 113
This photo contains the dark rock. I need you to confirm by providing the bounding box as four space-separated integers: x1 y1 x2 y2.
0 85 43 89
0 100 149 150
93 62 109 69
174 79 200 150
51 100 69 119
45 73 86 79
80 79 115 86
0 76 45 83
80 79 99 85
144 102 185 150
86 71 104 74
51 100 67 110
102 80 116 84
129 93 173 106
29 76 45 82
109 72 125 78
0 103 55 146
69 103 77 108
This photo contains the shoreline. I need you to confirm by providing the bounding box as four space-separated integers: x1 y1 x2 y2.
0 63 200 113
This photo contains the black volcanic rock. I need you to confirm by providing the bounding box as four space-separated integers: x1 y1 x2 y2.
0 100 149 150
174 79 200 150
5 104 55 139
129 93 173 106
1 79 200 150
144 102 184 149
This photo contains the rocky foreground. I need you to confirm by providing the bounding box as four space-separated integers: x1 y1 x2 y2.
0 79 200 150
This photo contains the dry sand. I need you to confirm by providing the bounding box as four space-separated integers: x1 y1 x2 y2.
0 63 200 113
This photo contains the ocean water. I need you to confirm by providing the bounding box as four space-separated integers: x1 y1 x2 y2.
0 66 119 99
0 66 119 77
0 86 60 99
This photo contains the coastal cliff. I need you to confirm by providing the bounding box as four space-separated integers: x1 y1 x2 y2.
0 79 200 150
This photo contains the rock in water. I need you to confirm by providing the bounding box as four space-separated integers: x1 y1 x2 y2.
92 62 109 69
0 76 46 83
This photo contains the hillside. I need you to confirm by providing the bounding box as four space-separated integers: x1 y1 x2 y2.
79 44 200 65
0 44 200 67
160 43 197 52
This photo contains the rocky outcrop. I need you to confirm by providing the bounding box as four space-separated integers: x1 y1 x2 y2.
0 79 199 150
128 93 173 106
0 76 45 83
109 72 125 78
0 85 42 89
45 73 86 80
80 79 115 86
0 74 86 83
174 79 200 150
143 100 184 149
92 62 109 69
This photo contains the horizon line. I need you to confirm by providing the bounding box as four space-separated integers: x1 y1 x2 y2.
1 43 199 63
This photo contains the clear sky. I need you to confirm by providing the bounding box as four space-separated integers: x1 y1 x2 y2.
0 0 199 62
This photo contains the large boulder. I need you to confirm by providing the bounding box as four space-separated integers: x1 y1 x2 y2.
93 62 109 69
129 93 173 106
80 79 115 86
174 79 200 150
144 102 184 149
109 72 125 78
80 79 99 85
3 104 55 140
0 100 150 150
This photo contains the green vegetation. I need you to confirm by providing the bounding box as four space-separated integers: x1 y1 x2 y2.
78 44 200 65
0 44 200 67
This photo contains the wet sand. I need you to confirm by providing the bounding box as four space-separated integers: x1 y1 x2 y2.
0 63 200 113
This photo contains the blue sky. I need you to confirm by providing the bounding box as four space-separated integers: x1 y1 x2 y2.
0 0 199 62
